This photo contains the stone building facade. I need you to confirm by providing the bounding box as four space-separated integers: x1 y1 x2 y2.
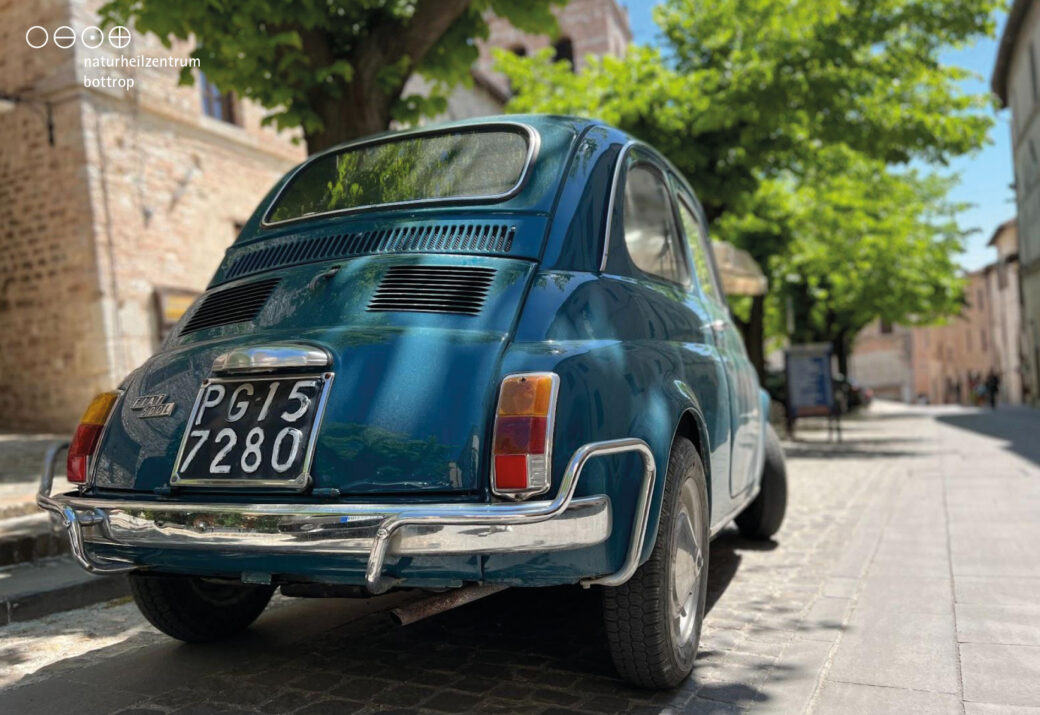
1 0 632 431
404 0 632 122
993 0 1040 405
851 227 1025 406
0 0 304 431
474 0 632 97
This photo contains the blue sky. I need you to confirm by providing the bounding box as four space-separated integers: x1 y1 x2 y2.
625 2 1014 270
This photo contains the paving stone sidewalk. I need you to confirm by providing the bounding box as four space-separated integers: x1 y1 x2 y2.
0 403 1037 713
0 433 68 519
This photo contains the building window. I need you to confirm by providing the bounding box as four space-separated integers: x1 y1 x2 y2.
880 319 892 334
977 288 984 310
980 329 988 353
154 286 201 342
511 45 527 57
553 37 575 70
200 73 239 125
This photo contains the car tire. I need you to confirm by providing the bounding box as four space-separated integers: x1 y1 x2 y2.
129 574 274 643
735 424 787 540
603 437 709 689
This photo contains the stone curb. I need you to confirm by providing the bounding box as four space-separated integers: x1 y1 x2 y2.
0 557 130 626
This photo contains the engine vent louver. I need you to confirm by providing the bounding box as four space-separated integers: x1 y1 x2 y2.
367 266 496 316
223 223 516 282
180 278 280 336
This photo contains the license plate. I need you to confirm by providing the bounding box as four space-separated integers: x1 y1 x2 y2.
171 374 333 490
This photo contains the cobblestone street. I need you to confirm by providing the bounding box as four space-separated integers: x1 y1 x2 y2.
1 403 1038 714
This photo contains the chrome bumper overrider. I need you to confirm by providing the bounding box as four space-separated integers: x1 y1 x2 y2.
38 439 656 593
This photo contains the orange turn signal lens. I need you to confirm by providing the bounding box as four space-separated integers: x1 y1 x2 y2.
497 375 554 417
80 391 118 426
68 391 119 483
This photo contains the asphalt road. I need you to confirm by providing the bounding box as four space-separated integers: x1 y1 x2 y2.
1 402 1038 713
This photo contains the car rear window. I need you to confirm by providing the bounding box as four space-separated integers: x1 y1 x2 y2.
265 127 532 224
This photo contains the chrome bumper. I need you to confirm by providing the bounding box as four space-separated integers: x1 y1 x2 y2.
38 439 656 593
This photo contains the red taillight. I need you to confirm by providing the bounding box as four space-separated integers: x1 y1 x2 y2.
493 454 529 489
491 373 559 499
67 391 118 483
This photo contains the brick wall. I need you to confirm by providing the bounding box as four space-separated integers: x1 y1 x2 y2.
0 0 304 431
0 0 106 430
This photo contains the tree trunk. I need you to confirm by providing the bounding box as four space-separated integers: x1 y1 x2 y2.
305 91 394 153
301 0 473 153
745 294 766 380
833 330 849 377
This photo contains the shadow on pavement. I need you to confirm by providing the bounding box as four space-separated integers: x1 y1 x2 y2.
0 530 811 712
935 408 1040 467
781 438 924 460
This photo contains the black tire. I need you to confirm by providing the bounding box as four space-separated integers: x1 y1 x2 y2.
130 574 274 643
735 424 787 540
603 437 709 689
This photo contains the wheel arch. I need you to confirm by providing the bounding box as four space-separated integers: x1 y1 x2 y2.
672 407 712 518
636 390 714 565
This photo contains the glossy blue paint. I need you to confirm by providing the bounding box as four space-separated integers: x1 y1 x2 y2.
84 115 768 588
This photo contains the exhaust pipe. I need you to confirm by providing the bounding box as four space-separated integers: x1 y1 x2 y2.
390 584 507 626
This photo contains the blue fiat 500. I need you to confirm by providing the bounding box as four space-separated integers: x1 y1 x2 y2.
39 115 786 689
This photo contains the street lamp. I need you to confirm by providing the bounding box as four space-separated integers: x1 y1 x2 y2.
0 92 55 146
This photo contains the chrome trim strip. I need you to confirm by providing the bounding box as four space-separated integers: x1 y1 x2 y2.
490 372 560 500
260 122 541 228
599 140 638 273
56 495 609 555
168 372 335 491
211 344 331 374
708 482 761 539
38 438 656 591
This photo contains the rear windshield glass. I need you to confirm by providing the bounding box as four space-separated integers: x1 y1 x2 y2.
266 127 531 223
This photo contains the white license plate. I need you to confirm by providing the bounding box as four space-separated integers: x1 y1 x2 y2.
171 374 332 490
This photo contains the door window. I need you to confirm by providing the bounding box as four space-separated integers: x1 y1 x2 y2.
676 198 721 300
622 164 690 286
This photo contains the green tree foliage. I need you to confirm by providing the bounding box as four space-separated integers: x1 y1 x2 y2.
717 149 969 372
100 0 563 152
498 0 1000 371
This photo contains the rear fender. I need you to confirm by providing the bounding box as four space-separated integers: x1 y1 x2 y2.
491 339 705 578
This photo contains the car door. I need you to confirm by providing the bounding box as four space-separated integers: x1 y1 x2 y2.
607 151 738 523
672 183 761 498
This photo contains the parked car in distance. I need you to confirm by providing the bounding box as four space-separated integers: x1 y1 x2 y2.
38 116 787 689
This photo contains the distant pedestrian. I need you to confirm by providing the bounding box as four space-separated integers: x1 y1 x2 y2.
985 370 1001 409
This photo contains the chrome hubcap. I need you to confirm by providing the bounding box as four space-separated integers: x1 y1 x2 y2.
670 479 704 647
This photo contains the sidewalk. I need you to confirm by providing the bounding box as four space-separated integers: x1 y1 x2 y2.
0 432 68 518
771 402 1040 712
